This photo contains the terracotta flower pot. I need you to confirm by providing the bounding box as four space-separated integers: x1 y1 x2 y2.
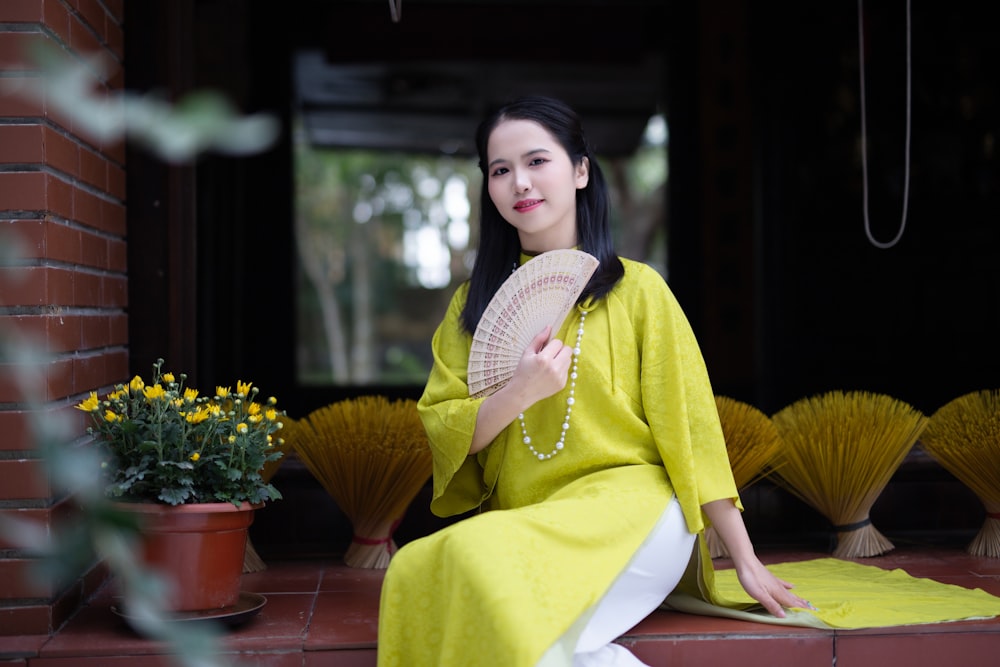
113 501 256 612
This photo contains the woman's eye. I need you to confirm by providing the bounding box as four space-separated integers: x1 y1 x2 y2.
491 166 509 177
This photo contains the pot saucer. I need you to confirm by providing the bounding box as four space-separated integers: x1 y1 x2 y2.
111 591 266 630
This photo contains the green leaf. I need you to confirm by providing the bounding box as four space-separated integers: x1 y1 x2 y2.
158 487 191 505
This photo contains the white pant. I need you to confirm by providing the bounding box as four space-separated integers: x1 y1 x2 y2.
538 497 696 667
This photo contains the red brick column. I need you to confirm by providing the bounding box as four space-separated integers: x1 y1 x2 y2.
0 0 127 636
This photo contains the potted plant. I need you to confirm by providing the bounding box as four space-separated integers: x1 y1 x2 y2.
75 358 285 612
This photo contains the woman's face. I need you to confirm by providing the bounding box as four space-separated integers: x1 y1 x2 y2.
485 118 589 254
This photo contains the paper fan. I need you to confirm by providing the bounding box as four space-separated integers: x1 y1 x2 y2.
468 249 599 398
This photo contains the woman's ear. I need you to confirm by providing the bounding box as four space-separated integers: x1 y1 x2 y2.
575 156 590 189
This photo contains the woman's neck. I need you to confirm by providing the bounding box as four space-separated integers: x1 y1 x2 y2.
517 228 578 255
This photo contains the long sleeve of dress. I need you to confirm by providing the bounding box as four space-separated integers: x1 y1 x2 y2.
416 282 493 517
626 263 742 533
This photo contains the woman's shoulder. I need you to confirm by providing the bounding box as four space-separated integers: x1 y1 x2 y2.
452 279 471 300
442 280 470 307
609 257 684 315
619 256 659 275
616 256 671 293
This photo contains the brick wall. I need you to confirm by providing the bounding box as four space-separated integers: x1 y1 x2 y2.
0 0 126 636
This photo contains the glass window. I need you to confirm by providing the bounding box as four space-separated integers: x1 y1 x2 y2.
292 111 667 387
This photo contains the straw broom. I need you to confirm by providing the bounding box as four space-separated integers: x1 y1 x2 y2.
243 415 295 573
919 389 1000 558
706 396 784 558
286 396 432 569
769 391 927 558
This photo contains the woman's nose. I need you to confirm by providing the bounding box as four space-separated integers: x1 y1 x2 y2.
514 172 531 193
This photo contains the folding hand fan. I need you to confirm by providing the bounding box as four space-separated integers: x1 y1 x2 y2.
467 249 600 398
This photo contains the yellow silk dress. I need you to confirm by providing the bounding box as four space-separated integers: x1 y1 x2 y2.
376 257 741 667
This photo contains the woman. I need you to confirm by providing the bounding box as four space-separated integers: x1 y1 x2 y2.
376 95 811 667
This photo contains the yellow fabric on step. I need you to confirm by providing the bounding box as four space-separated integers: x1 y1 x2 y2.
665 557 1000 629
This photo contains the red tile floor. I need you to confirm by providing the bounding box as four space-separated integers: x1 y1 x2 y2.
3 543 1000 667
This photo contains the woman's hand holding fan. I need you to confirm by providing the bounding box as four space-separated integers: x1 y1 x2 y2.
468 249 600 398
509 324 577 401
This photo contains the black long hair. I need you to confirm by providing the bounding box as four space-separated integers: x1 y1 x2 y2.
459 95 625 334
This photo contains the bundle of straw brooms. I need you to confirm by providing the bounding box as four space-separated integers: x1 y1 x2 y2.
769 390 927 558
285 395 432 569
706 396 784 558
919 389 1000 558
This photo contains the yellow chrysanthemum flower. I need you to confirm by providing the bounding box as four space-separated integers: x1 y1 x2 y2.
109 389 127 400
163 372 175 384
104 410 119 422
189 452 200 462
264 408 277 421
216 386 231 399
76 392 100 412
237 380 252 397
143 384 167 400
248 402 261 416
228 435 236 444
183 387 199 401
129 375 145 392
237 423 248 434
186 408 210 425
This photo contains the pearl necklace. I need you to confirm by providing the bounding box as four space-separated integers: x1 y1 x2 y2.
517 309 586 461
